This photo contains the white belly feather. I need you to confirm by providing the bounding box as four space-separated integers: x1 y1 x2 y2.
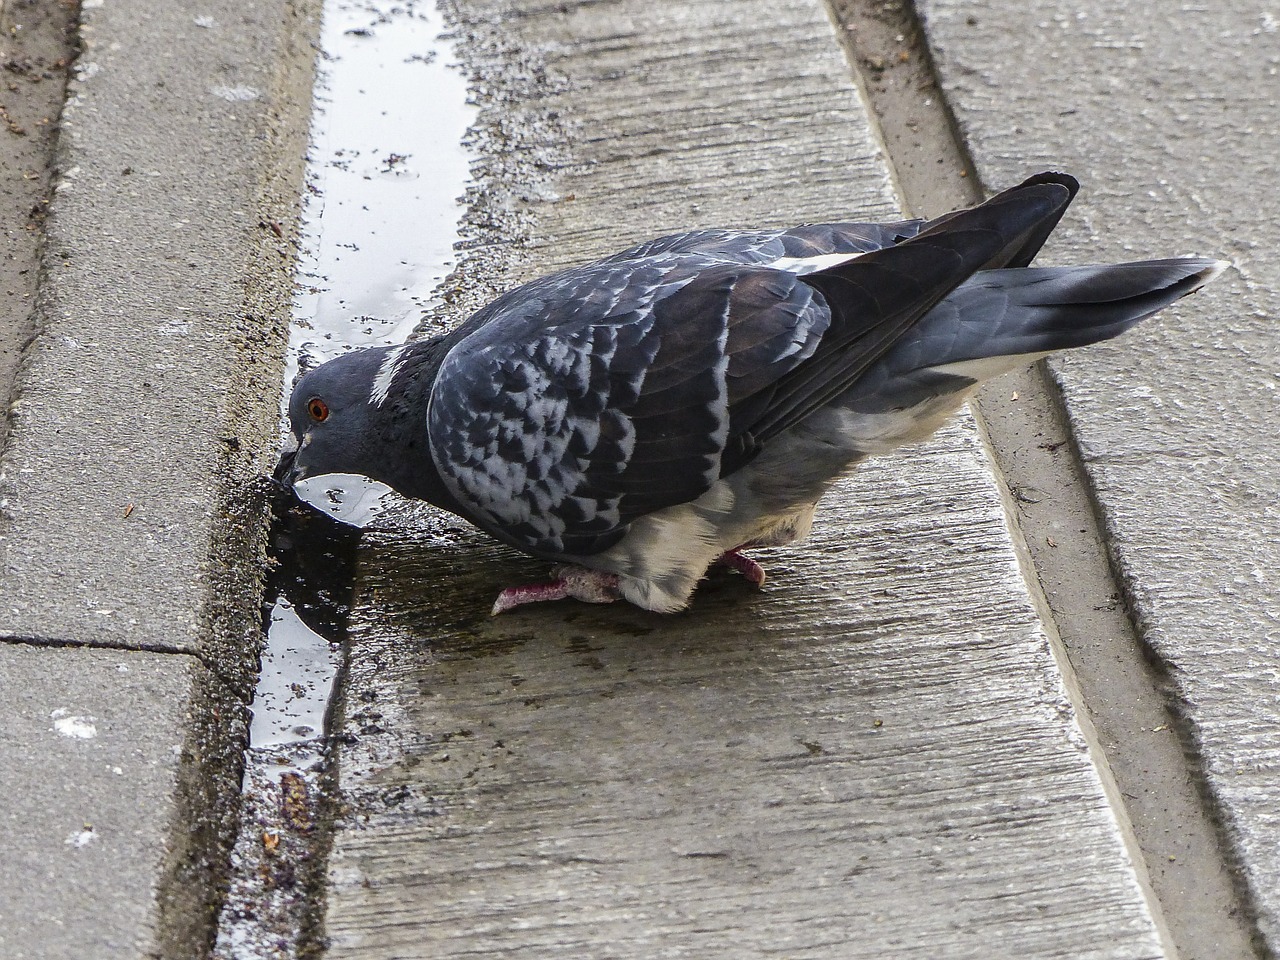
579 387 980 612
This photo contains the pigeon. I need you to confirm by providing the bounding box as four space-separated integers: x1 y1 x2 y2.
277 172 1225 614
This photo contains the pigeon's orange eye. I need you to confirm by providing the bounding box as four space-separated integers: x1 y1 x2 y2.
307 397 330 423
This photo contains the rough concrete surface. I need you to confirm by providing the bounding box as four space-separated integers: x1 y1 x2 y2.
828 3 1262 957
0 642 227 959
328 437 1165 959
0 0 311 678
918 0 1280 949
317 0 1166 955
0 0 321 957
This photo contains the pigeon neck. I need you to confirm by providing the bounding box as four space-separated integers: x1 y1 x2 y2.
363 339 454 509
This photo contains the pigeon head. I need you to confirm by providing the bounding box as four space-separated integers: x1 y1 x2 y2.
279 343 433 496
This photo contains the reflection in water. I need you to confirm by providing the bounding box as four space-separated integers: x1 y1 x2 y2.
250 492 362 755
284 0 476 396
290 471 395 528
257 0 474 755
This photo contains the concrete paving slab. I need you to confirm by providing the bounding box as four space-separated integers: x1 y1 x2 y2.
0 0 314 684
0 642 243 960
317 0 1167 954
0 0 320 957
917 0 1280 948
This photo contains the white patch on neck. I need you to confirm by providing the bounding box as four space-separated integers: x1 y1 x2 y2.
764 251 863 275
370 344 409 408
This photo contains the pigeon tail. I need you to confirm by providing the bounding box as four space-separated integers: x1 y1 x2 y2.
832 257 1227 417
921 256 1227 376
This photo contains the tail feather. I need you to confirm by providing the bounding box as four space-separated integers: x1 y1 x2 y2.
920 256 1226 368
836 257 1227 414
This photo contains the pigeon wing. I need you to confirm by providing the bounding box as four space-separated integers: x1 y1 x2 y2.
427 175 1075 559
427 258 832 559
729 176 1078 451
600 220 923 265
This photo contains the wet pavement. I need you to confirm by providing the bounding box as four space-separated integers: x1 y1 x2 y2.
285 0 474 389
1 0 1277 957
214 4 469 954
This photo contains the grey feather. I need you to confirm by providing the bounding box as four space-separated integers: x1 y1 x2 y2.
842 257 1225 414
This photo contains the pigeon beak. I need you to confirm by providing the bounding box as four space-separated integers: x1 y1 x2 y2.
273 435 303 489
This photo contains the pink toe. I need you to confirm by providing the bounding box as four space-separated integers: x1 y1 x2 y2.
718 548 767 587
491 568 621 615
491 578 569 615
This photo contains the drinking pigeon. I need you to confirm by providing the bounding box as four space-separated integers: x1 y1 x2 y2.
277 172 1225 614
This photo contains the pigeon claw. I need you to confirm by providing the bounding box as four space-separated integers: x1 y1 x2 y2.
491 566 621 615
717 548 767 587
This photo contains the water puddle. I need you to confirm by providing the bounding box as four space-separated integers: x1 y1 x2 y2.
284 0 474 389
214 0 474 954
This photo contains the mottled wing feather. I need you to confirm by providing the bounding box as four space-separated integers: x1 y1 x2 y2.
425 186 1066 559
428 258 828 557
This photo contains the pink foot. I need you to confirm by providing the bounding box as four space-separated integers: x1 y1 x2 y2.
716 548 766 587
491 566 621 615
